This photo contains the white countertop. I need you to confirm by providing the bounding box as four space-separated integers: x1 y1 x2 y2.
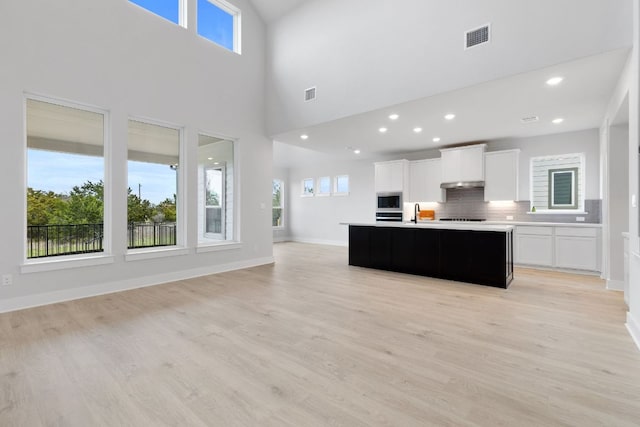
342 222 514 232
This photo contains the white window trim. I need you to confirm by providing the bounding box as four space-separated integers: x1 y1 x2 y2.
549 169 577 209
198 0 242 54
301 178 314 197
273 179 285 229
333 174 350 196
317 176 331 197
529 153 585 214
23 93 112 266
197 130 240 248
127 116 185 253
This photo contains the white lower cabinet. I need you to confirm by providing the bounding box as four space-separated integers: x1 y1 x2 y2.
554 227 598 271
515 227 553 266
515 225 600 272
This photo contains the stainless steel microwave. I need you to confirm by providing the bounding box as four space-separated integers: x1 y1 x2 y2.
376 192 402 211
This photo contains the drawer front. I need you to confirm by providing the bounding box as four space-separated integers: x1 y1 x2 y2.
555 227 598 237
515 226 553 236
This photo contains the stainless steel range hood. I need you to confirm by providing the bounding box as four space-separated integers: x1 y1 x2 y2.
440 181 485 189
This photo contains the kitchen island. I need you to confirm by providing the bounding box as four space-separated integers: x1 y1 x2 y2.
346 222 514 288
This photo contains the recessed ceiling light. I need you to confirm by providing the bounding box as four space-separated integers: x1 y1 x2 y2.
432 137 441 142
300 134 309 140
444 113 456 120
379 127 388 133
389 114 399 120
552 118 564 124
413 127 423 133
354 149 361 154
207 157 213 160
546 77 564 86
214 162 220 165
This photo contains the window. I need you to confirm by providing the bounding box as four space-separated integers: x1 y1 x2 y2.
26 97 106 259
127 120 181 249
198 0 241 53
129 0 185 26
549 168 578 209
530 153 584 212
273 179 284 228
317 176 331 196
198 134 235 242
302 178 314 196
334 175 350 195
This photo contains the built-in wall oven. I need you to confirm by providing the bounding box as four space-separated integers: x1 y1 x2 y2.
376 192 403 222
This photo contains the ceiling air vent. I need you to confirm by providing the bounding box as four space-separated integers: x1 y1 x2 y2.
465 24 490 50
304 87 316 102
521 116 539 124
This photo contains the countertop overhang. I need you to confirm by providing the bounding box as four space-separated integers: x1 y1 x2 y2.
342 222 514 232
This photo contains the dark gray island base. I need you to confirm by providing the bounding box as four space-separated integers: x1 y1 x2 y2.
348 224 514 289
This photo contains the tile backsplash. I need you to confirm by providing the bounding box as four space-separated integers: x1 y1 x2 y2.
412 188 601 223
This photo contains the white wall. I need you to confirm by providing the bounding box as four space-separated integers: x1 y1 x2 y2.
0 0 274 312
266 0 632 135
600 0 640 349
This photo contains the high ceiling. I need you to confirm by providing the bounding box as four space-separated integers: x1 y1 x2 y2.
273 48 630 162
249 0 311 22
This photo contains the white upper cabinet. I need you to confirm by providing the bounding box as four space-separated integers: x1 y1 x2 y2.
409 159 446 202
375 160 408 193
484 149 520 201
440 144 486 184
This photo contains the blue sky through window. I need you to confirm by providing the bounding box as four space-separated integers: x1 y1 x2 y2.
28 150 175 205
198 0 235 51
130 0 179 24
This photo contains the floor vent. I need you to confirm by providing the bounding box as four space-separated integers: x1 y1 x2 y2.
304 87 316 102
521 116 540 124
465 24 490 50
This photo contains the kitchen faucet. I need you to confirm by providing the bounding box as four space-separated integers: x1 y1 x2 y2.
412 203 420 223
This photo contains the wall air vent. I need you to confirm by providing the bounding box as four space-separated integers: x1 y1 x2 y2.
521 116 540 124
304 87 316 102
465 24 490 50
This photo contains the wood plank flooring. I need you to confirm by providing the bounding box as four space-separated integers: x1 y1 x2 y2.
1 242 640 426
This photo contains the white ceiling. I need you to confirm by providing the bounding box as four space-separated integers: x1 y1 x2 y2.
249 0 311 22
273 48 630 163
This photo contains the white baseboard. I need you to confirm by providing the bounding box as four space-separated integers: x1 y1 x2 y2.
273 235 291 243
626 312 640 352
290 237 348 247
606 279 625 291
0 256 275 314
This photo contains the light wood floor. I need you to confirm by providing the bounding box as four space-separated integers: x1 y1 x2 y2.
1 242 640 426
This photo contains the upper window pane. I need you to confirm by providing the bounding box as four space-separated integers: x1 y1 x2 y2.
130 0 181 25
198 0 241 53
26 99 105 259
273 179 283 228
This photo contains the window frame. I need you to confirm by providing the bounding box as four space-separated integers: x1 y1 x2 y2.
197 0 242 54
204 164 226 239
126 116 185 256
272 179 284 229
301 178 314 197
548 167 578 210
317 176 331 197
22 93 112 268
196 131 239 248
333 174 350 196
